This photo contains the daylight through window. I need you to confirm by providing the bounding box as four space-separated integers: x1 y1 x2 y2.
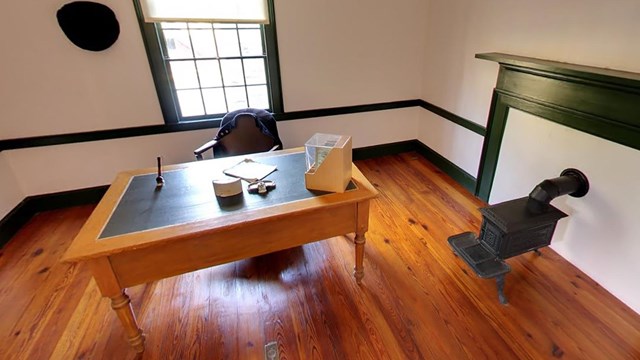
160 22 270 117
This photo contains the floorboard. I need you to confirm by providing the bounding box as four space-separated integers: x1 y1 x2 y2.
1 152 638 359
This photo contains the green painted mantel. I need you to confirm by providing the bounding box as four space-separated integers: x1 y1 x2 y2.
475 52 640 201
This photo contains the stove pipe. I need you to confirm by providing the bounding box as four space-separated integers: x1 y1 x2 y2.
527 168 590 213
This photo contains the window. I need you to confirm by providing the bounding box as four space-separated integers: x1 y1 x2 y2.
134 0 282 124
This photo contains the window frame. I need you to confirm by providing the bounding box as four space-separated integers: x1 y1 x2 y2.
133 0 283 124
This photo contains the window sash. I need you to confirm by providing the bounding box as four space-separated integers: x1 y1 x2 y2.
157 24 272 118
139 0 269 24
134 0 282 124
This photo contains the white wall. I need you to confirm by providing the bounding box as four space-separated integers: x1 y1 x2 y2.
417 111 483 176
4 130 215 196
0 153 24 218
0 0 423 202
0 0 162 139
0 0 425 140
419 0 640 176
279 108 419 150
491 109 640 314
275 0 425 110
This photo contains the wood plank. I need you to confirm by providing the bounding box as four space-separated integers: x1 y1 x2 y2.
1 152 638 359
0 207 95 360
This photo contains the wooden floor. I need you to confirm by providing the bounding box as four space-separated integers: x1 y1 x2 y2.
1 152 639 359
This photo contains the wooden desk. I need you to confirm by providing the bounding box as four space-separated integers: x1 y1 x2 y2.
63 148 378 353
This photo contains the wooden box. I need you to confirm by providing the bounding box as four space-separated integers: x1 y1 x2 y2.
304 133 352 193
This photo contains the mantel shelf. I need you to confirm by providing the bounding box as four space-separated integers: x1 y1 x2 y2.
476 52 640 88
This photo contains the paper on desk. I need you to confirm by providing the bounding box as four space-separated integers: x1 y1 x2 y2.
223 158 277 182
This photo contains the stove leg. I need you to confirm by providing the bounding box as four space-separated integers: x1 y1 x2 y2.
496 274 508 305
534 249 542 256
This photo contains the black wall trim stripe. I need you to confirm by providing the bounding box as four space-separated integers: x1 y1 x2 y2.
0 100 422 152
0 99 486 152
0 122 217 151
275 100 421 121
418 100 486 136
0 185 108 248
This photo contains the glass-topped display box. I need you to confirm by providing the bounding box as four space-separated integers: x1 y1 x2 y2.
304 133 352 192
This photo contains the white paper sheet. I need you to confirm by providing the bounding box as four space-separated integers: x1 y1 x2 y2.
223 158 277 182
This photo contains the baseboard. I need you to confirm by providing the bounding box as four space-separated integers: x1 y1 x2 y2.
413 141 477 193
0 199 34 249
0 185 108 248
352 140 418 161
25 185 109 213
353 140 477 193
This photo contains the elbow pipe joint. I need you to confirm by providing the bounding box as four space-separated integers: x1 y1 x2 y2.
528 168 589 205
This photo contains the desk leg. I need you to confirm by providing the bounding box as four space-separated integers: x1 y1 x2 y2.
354 200 370 284
111 291 145 352
354 232 366 284
90 258 145 353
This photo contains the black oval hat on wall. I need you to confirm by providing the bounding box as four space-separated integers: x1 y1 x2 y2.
57 1 120 52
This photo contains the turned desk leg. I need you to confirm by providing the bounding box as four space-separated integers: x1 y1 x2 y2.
111 291 145 353
90 257 145 353
354 232 366 284
354 200 371 285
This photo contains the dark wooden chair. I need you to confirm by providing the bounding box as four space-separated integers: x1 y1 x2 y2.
194 109 283 160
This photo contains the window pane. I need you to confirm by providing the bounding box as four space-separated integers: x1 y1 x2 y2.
169 61 199 89
188 23 211 29
190 30 217 58
215 29 240 57
163 30 193 59
176 89 205 116
247 85 269 109
220 59 245 86
226 87 248 111
243 58 266 85
238 29 263 56
202 88 227 114
196 60 223 88
161 22 187 29
238 24 260 29
148 18 278 122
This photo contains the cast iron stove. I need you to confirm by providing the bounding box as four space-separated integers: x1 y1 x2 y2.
449 168 589 304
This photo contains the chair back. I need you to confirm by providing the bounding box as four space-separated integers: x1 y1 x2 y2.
214 113 278 157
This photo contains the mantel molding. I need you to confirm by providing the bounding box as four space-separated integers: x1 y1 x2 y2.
476 52 640 87
475 52 640 201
